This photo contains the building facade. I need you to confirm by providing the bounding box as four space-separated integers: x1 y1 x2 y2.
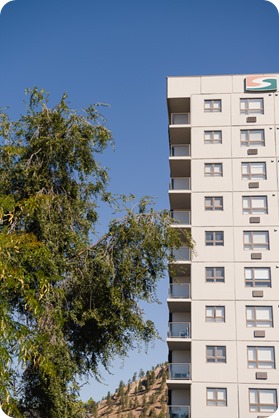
166 74 279 418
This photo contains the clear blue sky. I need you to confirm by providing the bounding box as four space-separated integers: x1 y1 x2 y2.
0 0 278 403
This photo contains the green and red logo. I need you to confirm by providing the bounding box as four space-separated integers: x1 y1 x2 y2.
246 76 277 92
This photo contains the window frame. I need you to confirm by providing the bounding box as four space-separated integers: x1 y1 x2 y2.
241 162 267 180
206 388 227 407
204 99 222 113
245 267 271 288
240 129 265 147
204 163 223 177
205 267 225 283
204 130 222 144
206 346 226 363
240 98 264 115
242 196 268 215
206 306 225 323
249 389 277 413
246 306 273 328
205 231 224 246
247 346 275 369
243 231 269 251
205 196 224 211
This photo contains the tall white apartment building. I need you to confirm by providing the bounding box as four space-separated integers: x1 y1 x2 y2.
166 74 279 418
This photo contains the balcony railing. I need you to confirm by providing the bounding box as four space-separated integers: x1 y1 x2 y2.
171 113 191 125
169 363 191 380
172 247 190 262
168 322 191 338
169 406 190 418
170 178 191 190
171 210 191 225
170 145 191 157
169 283 190 299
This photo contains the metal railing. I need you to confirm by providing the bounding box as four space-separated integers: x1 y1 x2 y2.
168 406 190 418
168 322 191 338
172 247 190 262
170 145 191 157
171 113 191 125
169 283 190 299
171 210 191 225
170 178 191 190
169 363 191 380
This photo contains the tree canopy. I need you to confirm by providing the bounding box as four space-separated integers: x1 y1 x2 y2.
0 88 192 417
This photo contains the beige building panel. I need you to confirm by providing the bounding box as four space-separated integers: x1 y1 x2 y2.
191 262 235 301
191 94 231 127
235 300 279 341
231 125 276 158
191 383 238 418
191 192 233 227
191 126 232 159
237 341 279 384
233 227 279 262
275 95 279 124
276 128 279 156
191 341 237 382
231 158 278 192
238 383 279 418
167 76 201 98
191 159 233 192
232 192 279 227
192 227 234 262
191 301 236 341
201 76 233 94
234 263 279 301
231 93 275 126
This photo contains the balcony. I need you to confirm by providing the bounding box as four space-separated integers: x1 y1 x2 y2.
168 322 191 338
170 178 191 191
172 247 190 262
170 145 191 157
168 406 190 418
169 363 191 380
170 113 191 125
169 283 190 299
169 178 191 209
168 284 191 313
171 211 191 225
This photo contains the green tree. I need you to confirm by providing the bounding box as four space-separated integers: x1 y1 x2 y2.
0 88 192 417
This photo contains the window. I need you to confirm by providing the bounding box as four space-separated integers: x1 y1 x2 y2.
240 98 264 115
207 388 227 406
204 99 222 112
205 267 225 283
249 389 277 413
204 130 222 144
247 347 275 369
245 267 271 288
241 162 266 180
205 196 223 211
206 346 226 363
243 231 269 251
240 129 265 147
206 306 225 322
205 231 224 246
242 196 268 215
204 163 223 177
246 306 273 328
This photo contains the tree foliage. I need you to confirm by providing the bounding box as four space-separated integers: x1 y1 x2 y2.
0 88 192 417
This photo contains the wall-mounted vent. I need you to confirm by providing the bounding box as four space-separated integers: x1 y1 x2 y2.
247 149 258 155
250 217 260 223
252 290 264 297
254 330 265 338
251 253 262 260
249 182 259 189
246 116 257 123
256 372 267 380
